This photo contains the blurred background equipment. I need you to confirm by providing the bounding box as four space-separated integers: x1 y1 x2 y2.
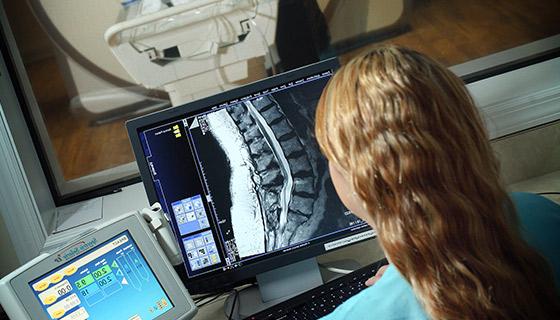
28 0 170 123
105 0 280 106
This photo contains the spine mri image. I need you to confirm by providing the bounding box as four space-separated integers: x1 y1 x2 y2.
190 79 361 260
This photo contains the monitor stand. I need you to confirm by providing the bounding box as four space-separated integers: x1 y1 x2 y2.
224 258 323 319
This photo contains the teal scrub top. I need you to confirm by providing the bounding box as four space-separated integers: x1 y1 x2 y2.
321 192 560 320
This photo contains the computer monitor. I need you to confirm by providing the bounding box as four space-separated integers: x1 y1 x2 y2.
126 58 375 299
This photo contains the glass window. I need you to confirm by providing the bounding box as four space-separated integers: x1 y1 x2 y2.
2 0 558 203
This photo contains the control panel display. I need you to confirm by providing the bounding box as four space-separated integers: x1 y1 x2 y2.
29 231 173 320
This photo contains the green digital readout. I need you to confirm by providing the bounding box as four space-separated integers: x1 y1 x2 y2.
75 274 94 290
92 265 112 280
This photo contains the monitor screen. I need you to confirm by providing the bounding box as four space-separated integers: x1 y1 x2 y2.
128 59 374 293
28 231 174 320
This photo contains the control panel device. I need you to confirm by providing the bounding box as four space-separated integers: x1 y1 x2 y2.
0 211 197 320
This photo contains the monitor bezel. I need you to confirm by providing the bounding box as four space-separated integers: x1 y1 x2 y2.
126 58 375 294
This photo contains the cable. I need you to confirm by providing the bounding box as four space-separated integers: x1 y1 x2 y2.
194 292 219 303
193 286 234 305
196 292 227 308
239 1 278 75
26 0 137 87
195 281 257 313
228 289 239 320
537 192 560 195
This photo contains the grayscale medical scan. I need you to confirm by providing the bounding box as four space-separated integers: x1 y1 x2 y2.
191 88 357 257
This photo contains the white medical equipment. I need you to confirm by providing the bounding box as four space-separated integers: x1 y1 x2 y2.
0 207 197 320
27 0 170 118
105 0 279 106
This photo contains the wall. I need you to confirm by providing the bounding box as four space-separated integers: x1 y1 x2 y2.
0 213 20 278
492 121 560 185
492 120 560 204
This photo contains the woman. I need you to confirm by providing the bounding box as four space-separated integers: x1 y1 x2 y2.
315 46 560 319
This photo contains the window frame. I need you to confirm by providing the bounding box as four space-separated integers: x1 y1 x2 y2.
1 0 559 206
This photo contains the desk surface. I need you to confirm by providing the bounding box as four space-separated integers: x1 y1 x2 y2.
192 238 385 319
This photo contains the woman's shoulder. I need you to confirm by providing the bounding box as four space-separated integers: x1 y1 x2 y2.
510 192 560 248
510 192 560 287
510 192 560 216
321 264 429 320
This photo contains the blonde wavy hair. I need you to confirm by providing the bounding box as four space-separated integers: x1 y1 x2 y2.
315 46 560 319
